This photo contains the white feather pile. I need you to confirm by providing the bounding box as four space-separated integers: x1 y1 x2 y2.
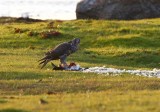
67 65 160 78
83 66 160 78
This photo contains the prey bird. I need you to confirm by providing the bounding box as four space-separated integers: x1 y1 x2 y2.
39 38 80 69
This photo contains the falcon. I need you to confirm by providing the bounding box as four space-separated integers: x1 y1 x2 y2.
39 38 80 69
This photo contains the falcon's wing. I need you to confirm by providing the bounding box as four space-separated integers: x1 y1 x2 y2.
49 42 72 58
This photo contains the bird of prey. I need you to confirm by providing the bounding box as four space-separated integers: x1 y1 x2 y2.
39 38 80 69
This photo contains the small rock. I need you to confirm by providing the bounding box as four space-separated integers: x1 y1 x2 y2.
39 99 48 104
37 79 42 82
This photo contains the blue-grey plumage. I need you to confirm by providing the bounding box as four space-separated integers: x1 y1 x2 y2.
39 38 80 69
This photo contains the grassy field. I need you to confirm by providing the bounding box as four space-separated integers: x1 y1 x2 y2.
0 17 160 112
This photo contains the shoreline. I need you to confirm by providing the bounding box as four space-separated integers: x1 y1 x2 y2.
0 16 77 23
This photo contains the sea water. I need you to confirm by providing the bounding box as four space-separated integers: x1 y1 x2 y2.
0 0 80 20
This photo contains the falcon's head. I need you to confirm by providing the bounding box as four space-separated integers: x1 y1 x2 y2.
68 38 80 46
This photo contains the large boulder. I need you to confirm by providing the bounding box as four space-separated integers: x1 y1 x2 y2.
76 0 160 20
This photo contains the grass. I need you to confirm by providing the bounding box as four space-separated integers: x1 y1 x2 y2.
0 17 160 112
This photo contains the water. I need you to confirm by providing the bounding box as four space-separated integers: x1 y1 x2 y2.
0 0 81 20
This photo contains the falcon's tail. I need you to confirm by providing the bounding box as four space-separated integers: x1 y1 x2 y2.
38 56 48 62
39 56 52 69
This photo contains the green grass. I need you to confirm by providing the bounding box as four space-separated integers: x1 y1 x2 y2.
0 17 160 112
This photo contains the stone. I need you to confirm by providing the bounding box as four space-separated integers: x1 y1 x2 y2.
76 0 160 20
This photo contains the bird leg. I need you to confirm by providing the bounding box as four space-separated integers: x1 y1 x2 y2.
60 54 68 69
